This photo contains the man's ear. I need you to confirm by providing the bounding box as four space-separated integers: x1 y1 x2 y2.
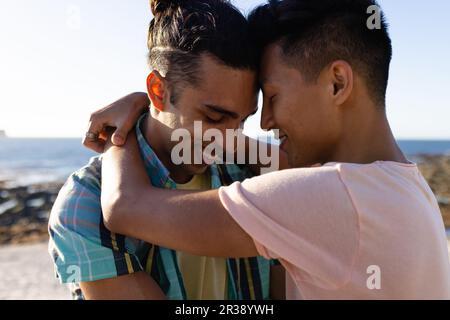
327 60 353 106
146 71 166 112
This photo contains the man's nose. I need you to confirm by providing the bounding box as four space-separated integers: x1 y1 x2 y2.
260 102 275 131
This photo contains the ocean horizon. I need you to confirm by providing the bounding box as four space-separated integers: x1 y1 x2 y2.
0 137 450 186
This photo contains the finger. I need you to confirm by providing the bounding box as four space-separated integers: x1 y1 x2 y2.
82 136 105 153
99 129 110 141
94 139 107 153
82 112 108 151
86 118 103 136
111 119 136 146
82 129 102 152
111 128 127 146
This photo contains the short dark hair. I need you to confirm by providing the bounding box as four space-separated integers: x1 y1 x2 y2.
148 0 258 103
248 0 393 106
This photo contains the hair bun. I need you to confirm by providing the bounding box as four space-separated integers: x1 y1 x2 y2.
150 0 181 15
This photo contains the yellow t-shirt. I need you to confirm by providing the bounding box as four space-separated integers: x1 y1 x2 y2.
175 172 228 300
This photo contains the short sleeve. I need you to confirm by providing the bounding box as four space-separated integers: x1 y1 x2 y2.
48 175 144 284
218 166 359 289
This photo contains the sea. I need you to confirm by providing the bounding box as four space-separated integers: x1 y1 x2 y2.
0 138 96 186
0 137 450 186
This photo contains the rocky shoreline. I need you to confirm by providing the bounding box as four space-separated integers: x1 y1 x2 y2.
0 155 449 246
0 181 63 245
415 155 450 228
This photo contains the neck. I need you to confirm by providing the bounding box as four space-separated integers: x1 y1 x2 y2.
330 106 408 165
143 114 193 184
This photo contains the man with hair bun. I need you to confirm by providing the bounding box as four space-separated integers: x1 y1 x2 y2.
49 0 284 300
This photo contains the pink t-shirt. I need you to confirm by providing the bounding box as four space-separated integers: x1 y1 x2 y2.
219 161 450 299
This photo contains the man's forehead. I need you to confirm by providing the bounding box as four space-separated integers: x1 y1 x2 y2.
196 85 258 116
259 44 285 82
259 43 308 87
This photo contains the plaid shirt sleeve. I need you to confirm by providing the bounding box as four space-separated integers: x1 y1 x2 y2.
48 159 144 284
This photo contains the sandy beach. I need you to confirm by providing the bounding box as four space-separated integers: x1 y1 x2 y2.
0 242 71 300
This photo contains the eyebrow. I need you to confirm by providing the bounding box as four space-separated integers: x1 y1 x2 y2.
203 104 239 119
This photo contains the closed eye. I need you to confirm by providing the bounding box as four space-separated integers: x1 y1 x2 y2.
206 116 225 124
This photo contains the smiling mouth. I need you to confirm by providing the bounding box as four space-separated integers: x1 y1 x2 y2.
279 135 288 150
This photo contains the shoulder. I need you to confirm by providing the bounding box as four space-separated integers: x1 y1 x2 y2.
49 156 103 228
219 164 357 231
240 165 343 195
219 164 350 215
70 156 103 195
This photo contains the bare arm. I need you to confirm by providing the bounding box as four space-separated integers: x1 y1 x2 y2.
100 133 257 258
80 271 166 300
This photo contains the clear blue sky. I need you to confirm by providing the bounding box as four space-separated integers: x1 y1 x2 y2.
0 0 449 139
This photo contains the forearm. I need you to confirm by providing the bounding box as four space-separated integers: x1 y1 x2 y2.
105 185 257 258
133 188 258 257
101 129 144 206
111 92 149 118
80 272 166 300
127 92 150 116
100 136 257 258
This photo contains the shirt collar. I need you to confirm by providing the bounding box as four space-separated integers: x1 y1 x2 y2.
135 113 174 188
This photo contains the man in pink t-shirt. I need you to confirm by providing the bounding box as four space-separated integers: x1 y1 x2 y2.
218 162 450 299
85 0 450 299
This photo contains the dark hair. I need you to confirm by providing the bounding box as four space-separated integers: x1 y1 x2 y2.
148 0 258 103
248 0 393 107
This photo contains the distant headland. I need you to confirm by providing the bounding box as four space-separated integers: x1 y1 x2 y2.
0 130 6 138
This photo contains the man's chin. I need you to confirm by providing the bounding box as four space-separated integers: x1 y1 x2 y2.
291 156 323 169
288 153 310 169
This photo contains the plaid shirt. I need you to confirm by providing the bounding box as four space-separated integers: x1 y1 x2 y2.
48 114 275 300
